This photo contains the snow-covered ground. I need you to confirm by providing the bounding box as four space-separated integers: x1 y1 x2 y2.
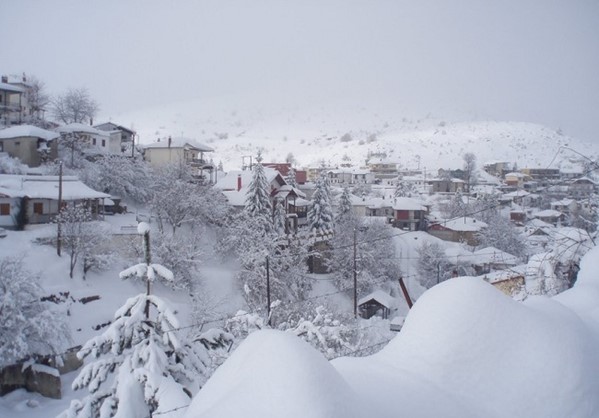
184 245 599 418
0 213 241 418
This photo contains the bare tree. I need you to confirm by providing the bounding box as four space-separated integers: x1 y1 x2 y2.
51 87 99 124
463 152 477 193
25 76 50 126
56 204 107 278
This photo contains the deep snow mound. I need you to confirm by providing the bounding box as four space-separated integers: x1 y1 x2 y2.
184 330 363 418
377 277 599 418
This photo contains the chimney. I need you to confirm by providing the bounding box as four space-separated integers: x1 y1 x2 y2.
1 76 7 83
237 174 242 191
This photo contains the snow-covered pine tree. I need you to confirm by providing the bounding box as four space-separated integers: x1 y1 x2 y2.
273 197 286 236
244 152 273 235
0 257 71 368
308 171 334 233
61 223 210 418
285 166 298 188
336 187 353 222
394 177 415 198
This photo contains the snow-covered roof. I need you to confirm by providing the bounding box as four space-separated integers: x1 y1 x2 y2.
221 189 246 207
503 190 530 199
363 197 393 209
143 137 214 152
0 125 59 141
526 218 554 229
57 123 108 137
94 122 135 134
328 168 371 175
479 264 527 284
444 245 473 259
551 198 575 207
0 82 24 93
438 217 488 232
0 174 110 200
472 247 520 266
276 184 306 199
392 197 427 211
534 209 563 218
291 197 311 207
504 172 527 178
358 290 395 308
214 168 284 191
571 177 597 185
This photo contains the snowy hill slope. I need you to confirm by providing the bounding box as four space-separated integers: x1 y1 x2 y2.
112 99 598 171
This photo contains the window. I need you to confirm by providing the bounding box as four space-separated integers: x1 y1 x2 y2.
14 141 20 146
92 138 96 145
0 203 9 216
33 202 43 215
101 139 106 147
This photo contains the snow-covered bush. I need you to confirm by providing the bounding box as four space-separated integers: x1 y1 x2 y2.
286 305 356 359
78 155 153 204
526 227 593 296
417 241 452 288
0 257 71 367
0 152 28 174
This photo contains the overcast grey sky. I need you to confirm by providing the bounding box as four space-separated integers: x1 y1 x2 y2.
2 0 598 140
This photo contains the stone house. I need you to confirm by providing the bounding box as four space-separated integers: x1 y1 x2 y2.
0 125 58 167
0 174 109 228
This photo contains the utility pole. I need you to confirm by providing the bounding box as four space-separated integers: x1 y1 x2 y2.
143 229 152 319
131 133 135 158
266 256 271 325
353 228 358 318
57 161 63 256
398 277 413 309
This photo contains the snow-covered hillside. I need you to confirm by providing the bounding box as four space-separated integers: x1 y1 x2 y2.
112 99 598 170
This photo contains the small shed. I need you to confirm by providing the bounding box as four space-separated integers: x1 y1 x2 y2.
358 290 394 319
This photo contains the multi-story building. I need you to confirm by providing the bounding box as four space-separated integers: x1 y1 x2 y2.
143 137 214 180
57 123 122 156
0 78 24 126
94 122 136 153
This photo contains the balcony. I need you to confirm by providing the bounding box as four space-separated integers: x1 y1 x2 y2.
189 158 214 169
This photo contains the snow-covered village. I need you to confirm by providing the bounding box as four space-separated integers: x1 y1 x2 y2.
2 2 599 418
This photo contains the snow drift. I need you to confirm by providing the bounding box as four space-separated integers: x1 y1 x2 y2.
185 248 599 418
355 277 599 418
184 330 364 418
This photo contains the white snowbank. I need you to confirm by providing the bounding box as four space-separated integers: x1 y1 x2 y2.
184 330 364 418
357 277 599 418
186 246 599 418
